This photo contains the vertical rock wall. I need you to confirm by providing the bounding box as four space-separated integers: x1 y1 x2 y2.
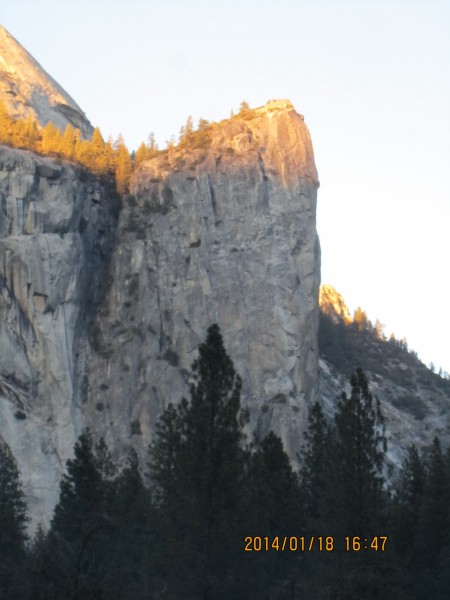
0 100 321 527
86 101 321 460
0 146 118 526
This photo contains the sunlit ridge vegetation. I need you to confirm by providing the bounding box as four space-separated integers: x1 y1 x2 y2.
0 100 256 194
0 101 135 194
319 302 450 388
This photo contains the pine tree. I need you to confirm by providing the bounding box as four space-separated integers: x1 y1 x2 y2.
246 432 302 597
134 141 149 168
179 115 194 145
302 372 399 599
61 124 76 159
250 432 300 533
11 118 28 148
0 441 29 598
115 135 132 195
40 122 59 155
103 137 117 175
47 432 114 599
392 445 426 565
414 438 450 598
353 306 368 331
0 101 14 144
149 324 250 599
102 449 154 599
333 368 387 533
300 401 334 527
23 114 39 151
90 127 107 174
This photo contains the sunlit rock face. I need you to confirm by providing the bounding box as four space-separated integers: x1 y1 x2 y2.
0 25 93 138
0 145 118 527
86 100 321 460
319 283 352 324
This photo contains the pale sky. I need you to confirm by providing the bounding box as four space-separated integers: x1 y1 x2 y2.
2 0 450 373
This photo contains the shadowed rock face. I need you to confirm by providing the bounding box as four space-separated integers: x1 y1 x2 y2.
0 146 119 527
0 25 93 138
86 100 321 462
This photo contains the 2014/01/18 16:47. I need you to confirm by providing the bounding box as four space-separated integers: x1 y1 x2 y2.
243 536 388 552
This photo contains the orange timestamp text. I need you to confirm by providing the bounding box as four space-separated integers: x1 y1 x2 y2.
244 535 388 553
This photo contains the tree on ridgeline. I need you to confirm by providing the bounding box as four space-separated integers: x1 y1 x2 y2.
134 132 159 169
60 124 76 159
179 115 194 146
353 306 368 332
115 135 132 195
134 141 149 169
40 121 59 155
0 101 13 144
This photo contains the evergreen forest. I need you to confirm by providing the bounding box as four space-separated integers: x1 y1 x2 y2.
1 325 450 599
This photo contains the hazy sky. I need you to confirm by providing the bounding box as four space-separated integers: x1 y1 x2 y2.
2 0 450 373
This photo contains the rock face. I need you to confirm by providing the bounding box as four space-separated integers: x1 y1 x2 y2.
0 145 119 526
0 26 93 138
86 100 321 461
318 285 450 468
0 99 320 527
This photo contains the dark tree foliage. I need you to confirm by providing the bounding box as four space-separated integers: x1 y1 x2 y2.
413 438 450 599
149 324 251 599
299 402 334 526
298 371 406 599
392 445 426 566
249 432 301 534
102 449 155 598
4 333 450 599
40 431 114 599
333 368 387 533
0 441 29 598
246 432 303 598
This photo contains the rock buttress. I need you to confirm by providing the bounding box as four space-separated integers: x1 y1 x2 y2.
87 100 321 461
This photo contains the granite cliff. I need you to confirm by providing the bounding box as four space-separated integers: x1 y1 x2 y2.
0 95 320 525
86 100 321 463
0 146 119 525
